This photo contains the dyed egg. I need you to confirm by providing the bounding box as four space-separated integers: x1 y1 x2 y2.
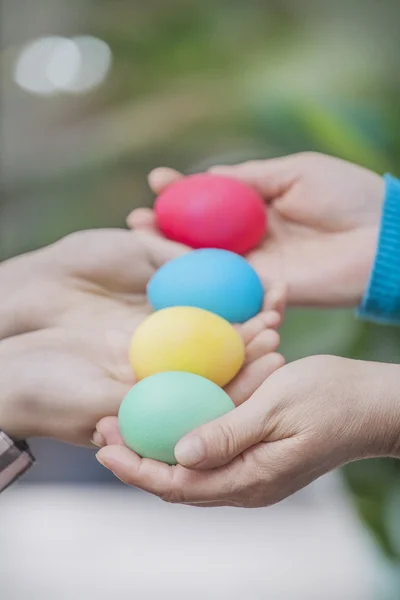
147 249 264 323
154 173 267 255
118 372 235 464
129 306 245 387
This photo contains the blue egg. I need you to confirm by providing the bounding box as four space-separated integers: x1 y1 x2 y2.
147 249 264 323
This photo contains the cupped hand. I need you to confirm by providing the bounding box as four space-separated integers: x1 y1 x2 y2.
0 227 284 445
93 283 285 449
127 153 385 307
0 228 186 341
0 328 134 445
0 302 283 446
95 355 400 507
0 228 188 443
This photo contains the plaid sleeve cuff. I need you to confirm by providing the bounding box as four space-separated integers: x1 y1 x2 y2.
0 430 34 492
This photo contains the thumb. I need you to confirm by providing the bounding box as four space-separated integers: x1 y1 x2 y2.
148 167 183 195
126 207 157 231
135 229 189 268
209 156 297 201
174 390 268 470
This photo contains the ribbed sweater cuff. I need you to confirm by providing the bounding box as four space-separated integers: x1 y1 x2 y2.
358 174 400 325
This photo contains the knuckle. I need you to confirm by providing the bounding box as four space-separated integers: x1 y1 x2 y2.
297 150 321 162
159 470 188 504
303 354 342 374
240 159 265 172
239 450 275 508
211 422 237 461
57 229 89 249
226 454 264 508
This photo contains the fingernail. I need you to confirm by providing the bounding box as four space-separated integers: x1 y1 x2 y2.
91 430 106 448
95 451 108 468
174 436 206 467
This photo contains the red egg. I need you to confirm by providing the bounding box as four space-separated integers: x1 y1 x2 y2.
154 173 267 254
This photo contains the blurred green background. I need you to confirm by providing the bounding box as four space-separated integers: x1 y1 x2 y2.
1 0 400 583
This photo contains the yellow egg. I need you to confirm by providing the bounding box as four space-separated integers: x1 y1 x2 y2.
129 307 245 387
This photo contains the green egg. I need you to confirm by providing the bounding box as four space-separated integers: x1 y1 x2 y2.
118 371 235 465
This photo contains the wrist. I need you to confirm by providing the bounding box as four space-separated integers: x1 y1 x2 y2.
0 251 52 341
0 356 36 489
0 373 24 440
0 347 38 440
351 360 400 459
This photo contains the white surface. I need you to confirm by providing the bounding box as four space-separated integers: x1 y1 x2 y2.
0 475 377 600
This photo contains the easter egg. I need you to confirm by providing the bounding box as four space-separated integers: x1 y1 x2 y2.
118 372 235 464
154 173 267 254
129 306 245 387
147 249 264 323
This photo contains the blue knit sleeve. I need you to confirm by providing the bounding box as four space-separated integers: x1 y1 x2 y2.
358 174 400 325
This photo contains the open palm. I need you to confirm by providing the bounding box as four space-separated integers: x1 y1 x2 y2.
129 153 384 308
0 229 183 341
0 228 284 446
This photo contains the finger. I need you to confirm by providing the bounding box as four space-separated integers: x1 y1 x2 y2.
127 166 183 229
98 436 327 507
96 446 176 492
225 352 285 406
263 284 287 318
126 207 156 231
174 382 271 470
134 229 189 267
235 310 280 345
91 430 106 448
180 437 321 508
148 167 183 195
244 330 280 364
208 157 296 201
94 416 124 447
53 228 185 289
96 444 249 504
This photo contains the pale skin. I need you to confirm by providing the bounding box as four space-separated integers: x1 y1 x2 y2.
0 229 284 446
96 152 400 508
127 152 385 307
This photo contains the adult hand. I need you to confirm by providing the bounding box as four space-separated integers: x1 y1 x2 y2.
0 229 184 340
0 229 284 446
95 355 400 507
128 153 385 308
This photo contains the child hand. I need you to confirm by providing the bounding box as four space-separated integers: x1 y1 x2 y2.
128 153 384 308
